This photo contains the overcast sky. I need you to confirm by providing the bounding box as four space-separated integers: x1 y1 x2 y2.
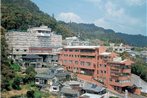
32 0 146 36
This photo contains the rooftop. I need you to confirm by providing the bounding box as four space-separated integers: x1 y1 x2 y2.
82 83 105 93
35 73 54 79
61 86 79 95
22 55 42 59
64 46 100 49
77 74 103 86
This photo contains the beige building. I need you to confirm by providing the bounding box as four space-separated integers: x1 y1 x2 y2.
5 26 62 67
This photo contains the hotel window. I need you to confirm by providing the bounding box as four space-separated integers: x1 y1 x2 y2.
97 64 99 68
24 49 27 52
97 70 99 74
75 61 78 64
75 49 79 52
69 60 72 64
93 64 96 68
69 49 73 52
16 49 19 51
80 61 84 66
64 49 67 52
85 62 91 66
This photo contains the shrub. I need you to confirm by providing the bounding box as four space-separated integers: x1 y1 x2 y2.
26 90 34 98
12 77 21 90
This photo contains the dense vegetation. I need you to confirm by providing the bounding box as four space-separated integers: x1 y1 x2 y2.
1 27 15 91
132 57 147 82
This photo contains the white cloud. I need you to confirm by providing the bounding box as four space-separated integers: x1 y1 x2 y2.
125 0 146 6
94 1 144 34
57 12 82 23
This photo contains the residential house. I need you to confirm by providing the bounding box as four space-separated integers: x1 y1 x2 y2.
22 55 43 68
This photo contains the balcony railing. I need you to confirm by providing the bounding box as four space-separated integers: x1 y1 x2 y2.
37 33 51 36
110 80 132 87
122 69 131 73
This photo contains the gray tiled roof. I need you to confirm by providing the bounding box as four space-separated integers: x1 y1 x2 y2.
35 73 54 79
35 66 70 80
82 83 105 93
61 86 79 94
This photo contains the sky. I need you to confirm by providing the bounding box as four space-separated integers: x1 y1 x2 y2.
32 0 147 36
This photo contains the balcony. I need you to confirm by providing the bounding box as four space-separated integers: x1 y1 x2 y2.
79 65 95 70
80 57 96 62
122 69 131 73
111 73 119 77
80 52 96 56
110 80 132 87
118 76 130 80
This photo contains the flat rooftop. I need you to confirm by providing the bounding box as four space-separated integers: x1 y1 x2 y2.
64 46 100 49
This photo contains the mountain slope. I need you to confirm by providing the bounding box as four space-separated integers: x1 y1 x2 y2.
116 33 147 47
61 22 147 47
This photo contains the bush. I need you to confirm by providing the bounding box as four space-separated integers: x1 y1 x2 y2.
34 91 42 98
11 63 21 72
10 95 24 98
12 77 21 90
1 80 11 91
26 90 34 98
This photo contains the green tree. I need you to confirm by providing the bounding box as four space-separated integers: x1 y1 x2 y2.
1 27 15 91
25 66 37 82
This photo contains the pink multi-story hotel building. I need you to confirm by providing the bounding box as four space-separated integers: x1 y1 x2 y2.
58 46 133 92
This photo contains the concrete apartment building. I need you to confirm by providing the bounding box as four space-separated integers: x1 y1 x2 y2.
58 46 133 92
109 43 132 53
63 36 89 46
6 25 62 67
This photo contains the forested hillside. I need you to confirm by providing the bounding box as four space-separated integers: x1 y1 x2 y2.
1 0 147 47
60 22 147 47
1 0 74 38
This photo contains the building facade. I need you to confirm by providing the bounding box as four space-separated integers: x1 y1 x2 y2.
6 26 62 66
58 46 133 92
